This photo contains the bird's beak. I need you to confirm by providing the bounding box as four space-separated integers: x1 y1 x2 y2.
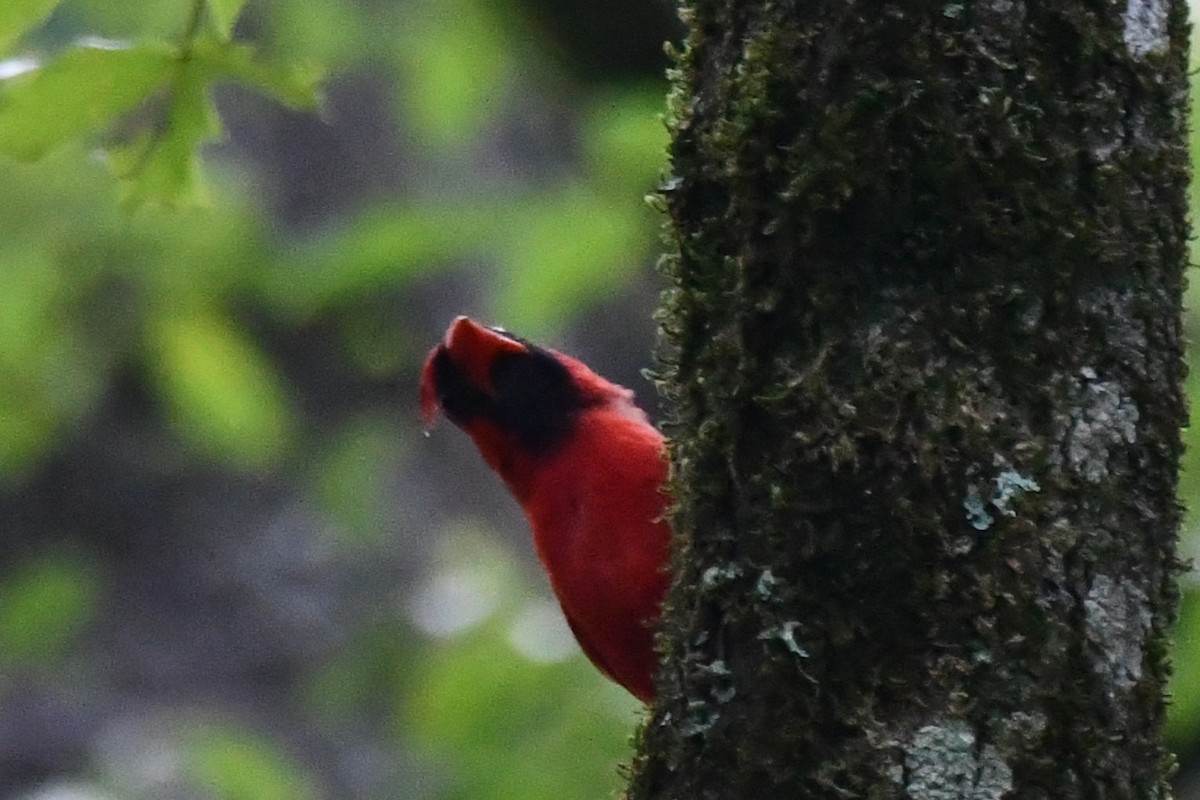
420 316 527 429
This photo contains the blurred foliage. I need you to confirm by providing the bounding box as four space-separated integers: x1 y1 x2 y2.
394 0 520 148
0 1 320 207
0 1 62 53
148 309 295 469
0 144 279 479
0 1 665 799
0 1 1199 799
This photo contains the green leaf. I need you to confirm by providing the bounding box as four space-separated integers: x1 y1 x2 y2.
0 552 98 665
62 2 197 40
263 0 367 68
582 87 669 197
0 43 174 160
394 0 515 146
0 246 107 480
0 0 64 54
493 186 652 333
260 204 477 318
108 56 221 208
183 724 317 800
194 37 322 110
148 310 294 470
206 0 247 41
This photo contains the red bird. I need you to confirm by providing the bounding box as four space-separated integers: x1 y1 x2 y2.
420 316 670 702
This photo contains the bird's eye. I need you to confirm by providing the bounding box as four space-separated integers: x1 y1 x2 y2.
488 326 530 347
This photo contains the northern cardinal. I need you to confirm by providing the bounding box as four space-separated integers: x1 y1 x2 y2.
420 316 670 702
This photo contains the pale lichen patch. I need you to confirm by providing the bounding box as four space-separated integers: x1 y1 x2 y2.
701 563 743 587
678 699 719 737
992 470 1039 514
755 568 778 599
1122 0 1169 58
963 484 994 531
758 620 809 658
1084 574 1151 693
904 719 1013 800
1058 372 1139 483
963 468 1040 531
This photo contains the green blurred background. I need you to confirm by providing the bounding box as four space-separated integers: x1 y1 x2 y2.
0 2 1198 799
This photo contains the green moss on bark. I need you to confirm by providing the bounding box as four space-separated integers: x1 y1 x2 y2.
631 1 1189 798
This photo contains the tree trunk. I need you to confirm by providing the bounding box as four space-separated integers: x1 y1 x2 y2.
630 1 1189 798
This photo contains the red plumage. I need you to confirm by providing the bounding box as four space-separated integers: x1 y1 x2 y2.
420 316 669 702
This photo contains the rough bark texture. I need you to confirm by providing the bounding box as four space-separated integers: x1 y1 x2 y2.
629 1 1189 798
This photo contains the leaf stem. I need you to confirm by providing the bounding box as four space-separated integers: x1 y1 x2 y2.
178 0 207 59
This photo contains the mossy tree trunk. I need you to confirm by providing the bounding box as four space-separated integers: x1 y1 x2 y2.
630 1 1189 798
